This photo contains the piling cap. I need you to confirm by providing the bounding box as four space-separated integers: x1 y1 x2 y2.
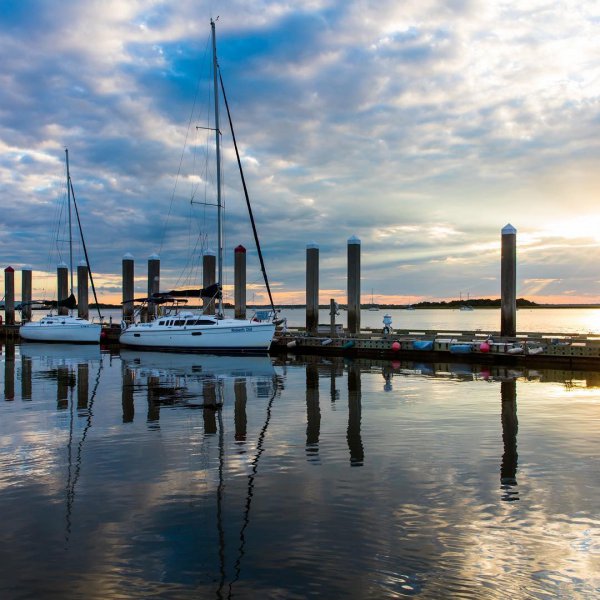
348 235 361 245
235 245 246 254
78 259 87 267
21 265 32 272
57 261 68 269
205 248 216 257
123 253 134 260
306 241 319 250
4 266 14 273
502 223 517 235
148 253 160 261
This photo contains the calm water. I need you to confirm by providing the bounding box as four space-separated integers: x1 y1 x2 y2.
1 342 599 599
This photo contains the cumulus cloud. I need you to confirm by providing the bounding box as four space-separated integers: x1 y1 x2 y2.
0 0 598 303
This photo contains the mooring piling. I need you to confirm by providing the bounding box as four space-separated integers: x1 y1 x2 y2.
501 224 517 337
203 250 216 315
57 262 69 315
77 260 89 320
347 235 361 335
234 245 246 319
147 254 160 321
122 253 134 323
4 267 15 326
21 266 32 322
306 242 319 334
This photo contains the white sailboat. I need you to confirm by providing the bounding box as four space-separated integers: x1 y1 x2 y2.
20 150 102 344
368 289 379 311
120 20 276 354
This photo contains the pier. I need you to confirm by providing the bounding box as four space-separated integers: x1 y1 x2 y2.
269 326 600 369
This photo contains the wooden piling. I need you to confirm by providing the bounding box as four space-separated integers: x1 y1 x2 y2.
21 266 32 323
57 262 69 316
501 224 517 337
234 245 246 319
122 253 134 324
347 235 361 335
203 250 216 315
4 267 15 326
77 260 89 320
147 254 160 321
306 242 319 334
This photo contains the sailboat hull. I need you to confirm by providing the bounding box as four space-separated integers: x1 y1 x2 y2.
20 316 101 343
119 319 275 353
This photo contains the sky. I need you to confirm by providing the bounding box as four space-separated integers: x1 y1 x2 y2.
1 0 599 306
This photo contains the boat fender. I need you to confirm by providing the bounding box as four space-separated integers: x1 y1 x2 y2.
391 341 401 352
120 320 127 331
342 340 355 349
479 341 490 353
321 338 333 346
287 340 297 348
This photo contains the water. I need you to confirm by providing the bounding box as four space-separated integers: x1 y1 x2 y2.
1 342 599 599
8 306 600 334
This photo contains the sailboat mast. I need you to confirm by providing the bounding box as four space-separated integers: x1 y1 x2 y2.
211 19 223 315
65 148 74 295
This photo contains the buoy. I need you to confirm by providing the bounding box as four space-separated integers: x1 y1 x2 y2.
391 341 401 352
287 340 297 348
321 338 332 346
342 340 355 349
479 341 490 353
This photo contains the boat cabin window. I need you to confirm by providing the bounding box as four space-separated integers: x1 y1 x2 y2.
158 320 166 325
185 319 199 326
174 320 185 326
198 319 217 325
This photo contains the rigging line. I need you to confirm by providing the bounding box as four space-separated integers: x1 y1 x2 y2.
159 33 212 256
69 180 102 321
228 382 279 597
216 404 227 597
218 70 276 315
65 357 104 543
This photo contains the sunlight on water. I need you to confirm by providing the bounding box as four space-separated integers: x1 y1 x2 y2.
0 342 599 599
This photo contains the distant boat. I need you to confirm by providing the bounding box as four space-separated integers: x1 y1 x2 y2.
459 292 474 311
368 289 380 311
20 149 102 344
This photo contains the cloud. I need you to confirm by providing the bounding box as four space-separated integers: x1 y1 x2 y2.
1 0 599 304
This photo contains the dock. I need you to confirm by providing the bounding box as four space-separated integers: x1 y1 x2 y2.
270 326 600 369
3 323 600 369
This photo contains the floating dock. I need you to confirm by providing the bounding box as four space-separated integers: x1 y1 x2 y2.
2 324 600 369
270 327 600 369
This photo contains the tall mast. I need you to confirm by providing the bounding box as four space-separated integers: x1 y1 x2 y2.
65 148 74 295
211 19 223 315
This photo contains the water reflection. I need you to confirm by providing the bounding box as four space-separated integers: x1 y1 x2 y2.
306 363 320 462
1 343 599 598
347 363 364 466
500 380 519 501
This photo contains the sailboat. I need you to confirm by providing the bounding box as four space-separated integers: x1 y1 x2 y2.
459 292 474 311
19 150 102 344
119 20 276 354
367 289 379 311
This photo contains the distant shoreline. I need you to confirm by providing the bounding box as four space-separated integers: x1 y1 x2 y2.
86 302 600 310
